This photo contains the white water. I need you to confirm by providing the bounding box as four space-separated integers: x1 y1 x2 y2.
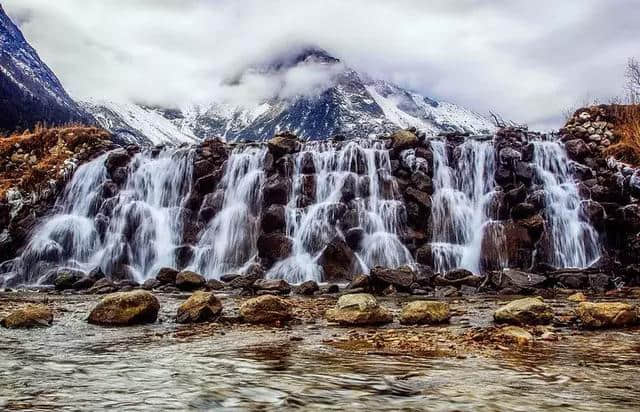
532 141 600 268
17 149 194 284
189 146 267 279
427 139 505 273
267 140 413 283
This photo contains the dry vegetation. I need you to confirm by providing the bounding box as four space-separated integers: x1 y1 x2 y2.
0 124 111 198
603 104 640 165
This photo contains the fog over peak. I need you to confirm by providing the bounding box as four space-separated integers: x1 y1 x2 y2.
4 0 639 130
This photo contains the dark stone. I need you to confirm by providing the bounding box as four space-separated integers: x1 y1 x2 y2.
263 177 290 206
54 268 85 291
564 139 591 161
173 245 194 269
257 233 293 266
71 276 95 291
322 284 340 294
511 203 537 220
206 279 225 290
262 204 286 233
318 237 357 282
267 133 301 158
175 271 206 291
370 265 415 290
490 269 546 293
344 227 365 250
405 187 431 212
294 280 319 295
111 167 128 185
156 267 179 285
220 273 240 283
253 279 291 295
105 149 131 175
347 274 370 290
142 278 160 290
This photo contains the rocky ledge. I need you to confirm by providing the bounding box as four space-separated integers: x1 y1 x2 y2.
0 126 113 261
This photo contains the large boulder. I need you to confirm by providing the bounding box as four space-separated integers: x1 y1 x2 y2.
490 269 546 294
239 295 293 324
493 297 553 325
257 233 293 266
575 302 638 329
175 270 206 291
54 268 85 291
1 304 53 328
267 133 301 158
370 265 416 291
294 280 320 296
88 290 160 326
176 291 222 323
390 130 419 152
262 204 287 233
156 267 179 285
318 237 357 282
253 279 291 295
325 293 393 326
494 326 534 346
399 301 450 325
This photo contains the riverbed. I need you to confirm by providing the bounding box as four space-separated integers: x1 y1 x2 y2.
1 291 639 411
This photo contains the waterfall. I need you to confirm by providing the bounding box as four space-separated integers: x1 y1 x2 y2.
428 139 504 273
189 146 267 278
14 148 194 284
267 140 413 283
532 141 600 268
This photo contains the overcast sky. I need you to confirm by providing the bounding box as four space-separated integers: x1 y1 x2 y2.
4 0 639 130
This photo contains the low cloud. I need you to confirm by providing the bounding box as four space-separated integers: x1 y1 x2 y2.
4 0 639 129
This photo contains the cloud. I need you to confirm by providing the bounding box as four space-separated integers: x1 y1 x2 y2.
3 0 639 130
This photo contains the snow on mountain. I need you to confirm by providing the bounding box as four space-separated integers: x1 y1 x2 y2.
81 100 199 146
0 5 93 133
85 47 494 145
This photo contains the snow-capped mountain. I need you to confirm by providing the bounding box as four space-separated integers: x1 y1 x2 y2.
0 5 92 134
85 48 494 144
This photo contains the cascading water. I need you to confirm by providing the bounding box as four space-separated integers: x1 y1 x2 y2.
428 139 505 273
532 141 600 268
267 140 413 283
189 146 267 279
13 148 194 284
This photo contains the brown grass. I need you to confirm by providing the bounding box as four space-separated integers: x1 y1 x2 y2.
603 104 640 166
0 125 111 198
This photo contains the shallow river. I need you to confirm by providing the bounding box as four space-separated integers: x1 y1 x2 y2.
1 292 639 411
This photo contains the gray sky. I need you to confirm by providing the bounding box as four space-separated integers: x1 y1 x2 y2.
4 0 639 130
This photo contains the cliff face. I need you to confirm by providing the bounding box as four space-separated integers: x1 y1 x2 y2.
0 126 113 262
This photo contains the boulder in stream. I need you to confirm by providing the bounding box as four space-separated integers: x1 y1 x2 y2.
175 271 206 291
575 302 638 329
399 301 450 325
494 297 553 325
176 291 222 323
88 290 160 326
325 293 393 326
1 304 53 328
239 295 293 324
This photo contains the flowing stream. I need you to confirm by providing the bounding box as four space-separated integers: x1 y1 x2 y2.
267 140 413 283
532 141 600 268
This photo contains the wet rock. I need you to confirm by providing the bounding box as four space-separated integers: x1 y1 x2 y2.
194 172 220 194
229 264 265 289
435 286 459 298
325 293 393 326
267 133 301 158
294 280 319 295
499 147 522 165
575 302 638 329
370 266 415 290
494 297 553 325
176 291 222 324
87 278 118 294
105 149 131 175
239 295 293 324
206 279 225 290
220 273 240 283
490 269 546 294
54 268 86 291
1 304 53 328
173 245 194 269
405 187 431 212
494 326 533 346
511 203 537 220
318 237 357 282
88 290 160 326
564 139 591 160
567 292 587 302
390 130 419 152
72 276 96 291
156 267 179 285
175 270 206 291
322 284 340 294
253 279 291 295
399 301 450 325
142 278 160 290
347 274 370 291
344 227 365 250
263 176 290 206
262 204 286 233
257 233 293 266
